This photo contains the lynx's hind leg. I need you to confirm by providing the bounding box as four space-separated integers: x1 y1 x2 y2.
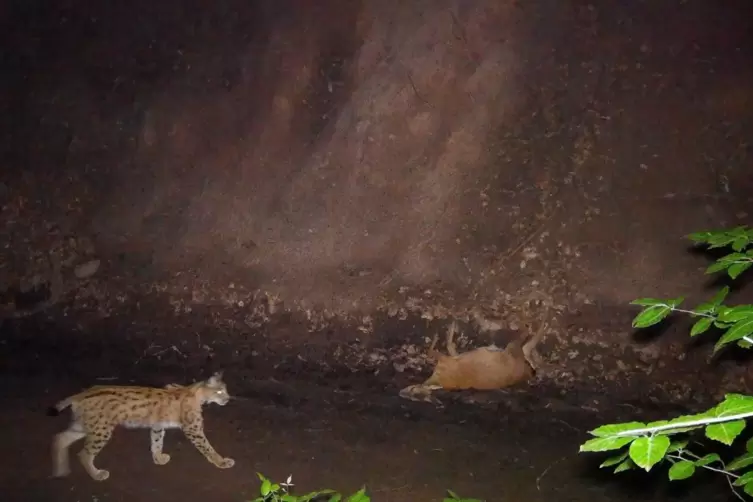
52 423 86 477
77 424 114 481
151 428 171 465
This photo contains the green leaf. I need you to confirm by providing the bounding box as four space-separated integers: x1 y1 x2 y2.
728 226 752 238
731 235 751 251
631 298 670 307
746 436 753 453
690 317 713 337
707 253 751 275
693 286 729 314
715 317 753 352
733 470 753 487
443 493 482 502
718 306 753 323
719 253 748 262
667 439 689 453
600 451 629 468
706 260 732 274
705 420 746 445
299 491 338 502
715 394 753 416
745 480 753 497
729 262 753 279
589 422 647 437
614 458 636 473
580 436 635 453
708 234 745 249
715 320 733 330
629 436 671 471
738 339 753 349
686 230 716 243
632 305 672 328
646 420 669 428
281 495 299 502
328 495 343 502
710 286 730 307
728 452 753 471
691 228 753 250
721 393 751 401
694 453 721 466
346 487 370 502
261 478 272 496
668 460 696 481
691 302 715 315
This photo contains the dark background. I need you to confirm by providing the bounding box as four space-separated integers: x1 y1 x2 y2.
1 0 752 412
1 1 753 500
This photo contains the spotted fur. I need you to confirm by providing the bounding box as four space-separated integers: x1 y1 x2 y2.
49 371 234 481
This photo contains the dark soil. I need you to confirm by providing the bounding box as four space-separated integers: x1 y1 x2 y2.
0 319 737 502
0 374 734 502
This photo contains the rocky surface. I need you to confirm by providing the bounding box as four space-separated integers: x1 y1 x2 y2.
1 0 752 416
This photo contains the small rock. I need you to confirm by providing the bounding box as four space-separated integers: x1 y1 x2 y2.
74 259 101 279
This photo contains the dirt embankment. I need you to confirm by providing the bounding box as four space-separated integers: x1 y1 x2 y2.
2 0 753 412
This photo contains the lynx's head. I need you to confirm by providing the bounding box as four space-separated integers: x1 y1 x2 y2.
200 371 231 406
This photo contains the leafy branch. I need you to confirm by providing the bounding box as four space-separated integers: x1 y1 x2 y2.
579 226 753 499
630 288 753 352
631 227 753 353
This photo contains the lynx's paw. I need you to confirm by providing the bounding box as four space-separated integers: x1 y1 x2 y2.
218 457 235 469
91 469 110 481
153 452 171 465
53 463 71 478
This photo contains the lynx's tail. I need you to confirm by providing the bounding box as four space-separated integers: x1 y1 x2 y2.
46 395 75 417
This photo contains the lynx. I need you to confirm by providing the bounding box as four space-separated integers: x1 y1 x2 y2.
399 319 548 406
49 371 235 481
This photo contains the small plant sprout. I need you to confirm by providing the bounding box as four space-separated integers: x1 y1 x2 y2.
248 473 482 501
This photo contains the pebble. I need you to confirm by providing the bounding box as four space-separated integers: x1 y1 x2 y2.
74 259 101 279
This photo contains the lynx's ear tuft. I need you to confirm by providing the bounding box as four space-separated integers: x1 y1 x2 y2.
208 371 224 385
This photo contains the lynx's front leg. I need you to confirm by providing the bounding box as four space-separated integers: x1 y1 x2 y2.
150 428 171 465
181 413 234 469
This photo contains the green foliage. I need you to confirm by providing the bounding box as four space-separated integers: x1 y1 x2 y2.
580 226 753 499
628 228 753 353
443 490 483 502
249 473 362 502
249 473 481 502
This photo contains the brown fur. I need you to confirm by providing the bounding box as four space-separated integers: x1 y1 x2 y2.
50 371 234 481
399 319 548 405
